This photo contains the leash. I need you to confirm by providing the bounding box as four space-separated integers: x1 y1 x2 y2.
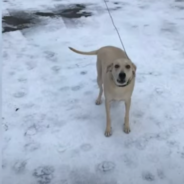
103 0 129 59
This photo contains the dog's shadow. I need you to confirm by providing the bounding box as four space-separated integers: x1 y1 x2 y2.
110 98 142 129
111 101 125 127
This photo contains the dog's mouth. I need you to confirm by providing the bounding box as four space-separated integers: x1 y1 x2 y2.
117 78 126 84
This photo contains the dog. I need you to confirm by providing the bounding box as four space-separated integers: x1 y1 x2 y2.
69 46 137 137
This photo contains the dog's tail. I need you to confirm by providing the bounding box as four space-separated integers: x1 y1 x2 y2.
69 47 97 55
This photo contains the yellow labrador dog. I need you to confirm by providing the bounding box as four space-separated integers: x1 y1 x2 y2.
69 46 136 137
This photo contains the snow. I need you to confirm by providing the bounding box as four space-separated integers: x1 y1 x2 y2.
0 0 2 181
2 0 184 184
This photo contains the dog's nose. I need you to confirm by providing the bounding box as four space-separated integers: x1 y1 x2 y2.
119 72 126 80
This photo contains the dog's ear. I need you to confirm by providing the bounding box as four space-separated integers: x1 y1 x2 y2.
106 63 113 73
131 62 137 76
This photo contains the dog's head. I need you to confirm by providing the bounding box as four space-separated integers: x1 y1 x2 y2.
107 58 136 86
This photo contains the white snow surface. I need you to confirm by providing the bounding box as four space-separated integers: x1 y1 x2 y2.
2 0 184 183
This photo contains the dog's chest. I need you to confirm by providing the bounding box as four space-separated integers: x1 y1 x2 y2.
111 87 131 101
105 81 135 101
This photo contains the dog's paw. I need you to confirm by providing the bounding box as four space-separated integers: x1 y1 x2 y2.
104 127 112 137
123 125 131 134
95 98 102 105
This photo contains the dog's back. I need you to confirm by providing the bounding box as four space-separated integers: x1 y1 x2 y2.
97 46 128 61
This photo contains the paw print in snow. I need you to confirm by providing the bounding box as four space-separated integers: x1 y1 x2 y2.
97 161 115 173
33 166 54 184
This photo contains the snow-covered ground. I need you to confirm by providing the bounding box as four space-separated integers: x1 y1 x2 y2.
2 0 184 183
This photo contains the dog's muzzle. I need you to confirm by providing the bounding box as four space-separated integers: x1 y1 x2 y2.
117 72 126 84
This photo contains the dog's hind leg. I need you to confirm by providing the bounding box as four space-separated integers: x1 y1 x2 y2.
95 59 103 105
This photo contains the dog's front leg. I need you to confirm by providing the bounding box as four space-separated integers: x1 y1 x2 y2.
104 99 112 137
124 98 131 133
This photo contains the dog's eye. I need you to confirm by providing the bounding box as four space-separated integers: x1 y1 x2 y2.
125 65 131 69
114 64 120 69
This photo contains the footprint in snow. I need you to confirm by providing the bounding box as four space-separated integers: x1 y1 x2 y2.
12 160 27 174
24 142 40 152
97 161 115 173
33 166 54 184
14 91 26 98
80 143 92 152
71 85 83 91
80 71 87 75
142 171 155 181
